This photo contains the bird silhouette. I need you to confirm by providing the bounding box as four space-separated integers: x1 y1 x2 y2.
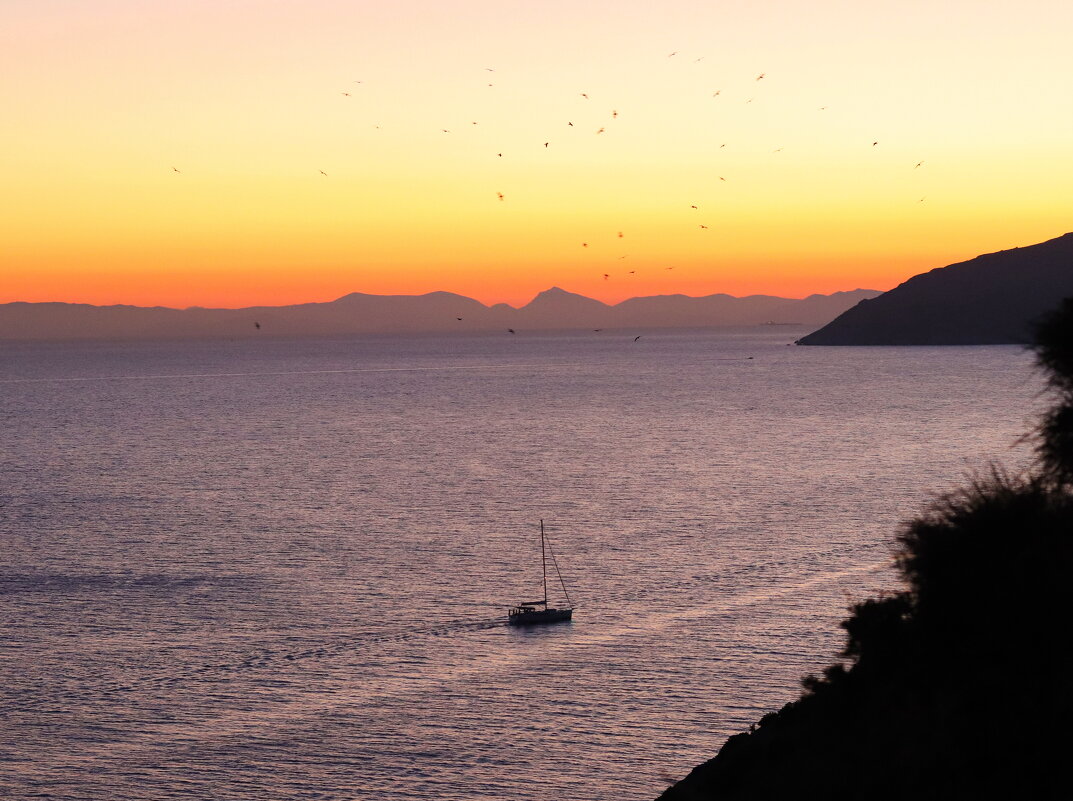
719 143 726 148
582 242 588 248
496 192 504 201
612 110 618 118
719 176 726 181
872 141 878 146
915 161 924 168
485 68 495 72
456 317 463 321
603 273 610 280
594 328 603 332
568 122 574 126
713 90 721 97
580 93 589 99
341 92 351 96
171 167 180 173
699 224 708 229
507 328 515 334
691 205 698 209
544 142 549 147
634 335 642 341
497 153 502 157
319 170 327 176
668 52 677 57
254 322 260 329
756 73 765 80
596 127 605 134
618 231 624 238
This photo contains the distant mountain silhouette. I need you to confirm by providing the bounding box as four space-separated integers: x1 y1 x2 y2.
0 288 879 341
798 233 1073 345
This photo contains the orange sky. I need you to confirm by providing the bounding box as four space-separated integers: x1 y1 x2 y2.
3 0 1072 308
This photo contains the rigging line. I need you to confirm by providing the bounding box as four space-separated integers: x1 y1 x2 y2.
544 527 573 608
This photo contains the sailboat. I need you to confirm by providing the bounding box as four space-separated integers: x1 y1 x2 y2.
508 520 574 625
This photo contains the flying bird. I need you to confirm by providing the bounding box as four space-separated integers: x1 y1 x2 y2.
914 161 924 168
603 273 610 280
756 73 765 80
618 231 624 238
628 270 635 274
171 167 180 173
582 242 588 248
456 317 463 321
507 328 515 334
596 127 605 134
719 143 726 148
485 68 495 72
872 141 878 146
699 224 708 229
496 192 504 200
254 322 260 330
544 142 549 147
442 129 450 133
712 90 721 97
497 153 502 157
612 110 618 118
691 205 698 209
668 52 677 57
319 170 327 176
568 122 574 126
580 93 589 99
634 335 642 341
719 176 726 181
341 92 351 96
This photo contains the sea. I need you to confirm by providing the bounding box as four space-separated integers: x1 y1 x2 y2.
0 328 1043 800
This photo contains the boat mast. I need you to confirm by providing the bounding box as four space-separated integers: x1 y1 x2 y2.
540 519 548 606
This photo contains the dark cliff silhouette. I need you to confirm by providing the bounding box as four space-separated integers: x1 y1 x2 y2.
0 288 879 341
798 232 1073 345
659 302 1073 799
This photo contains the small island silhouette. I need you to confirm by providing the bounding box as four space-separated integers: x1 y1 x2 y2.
660 298 1073 799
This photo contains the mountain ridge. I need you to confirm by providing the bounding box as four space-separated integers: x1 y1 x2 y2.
798 233 1073 345
0 288 881 341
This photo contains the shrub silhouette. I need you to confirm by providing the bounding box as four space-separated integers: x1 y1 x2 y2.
659 302 1073 800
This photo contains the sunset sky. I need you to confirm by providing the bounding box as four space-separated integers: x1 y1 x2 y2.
3 0 1072 308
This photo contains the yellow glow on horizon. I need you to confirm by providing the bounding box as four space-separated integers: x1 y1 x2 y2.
3 0 1072 308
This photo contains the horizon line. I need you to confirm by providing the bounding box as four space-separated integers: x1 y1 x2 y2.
2 285 884 313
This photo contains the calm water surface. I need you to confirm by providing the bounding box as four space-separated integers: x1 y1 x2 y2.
0 329 1041 800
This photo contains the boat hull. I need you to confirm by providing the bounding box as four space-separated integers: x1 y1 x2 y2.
507 607 573 626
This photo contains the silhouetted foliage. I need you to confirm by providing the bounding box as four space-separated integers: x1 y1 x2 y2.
660 300 1073 800
1033 297 1073 482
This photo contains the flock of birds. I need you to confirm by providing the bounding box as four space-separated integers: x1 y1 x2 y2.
172 54 929 336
